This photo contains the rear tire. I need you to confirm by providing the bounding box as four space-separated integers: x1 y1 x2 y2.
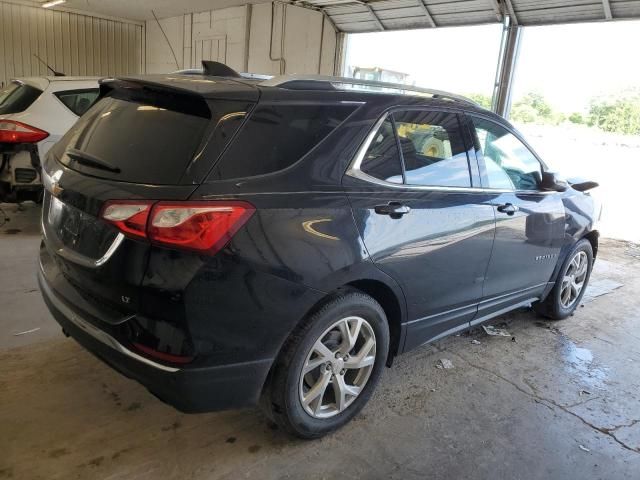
534 239 593 320
262 290 389 439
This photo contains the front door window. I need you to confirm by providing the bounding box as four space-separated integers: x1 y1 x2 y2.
471 117 543 191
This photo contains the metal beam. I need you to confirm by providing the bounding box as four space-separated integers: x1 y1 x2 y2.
602 0 613 19
492 16 522 118
319 6 339 32
418 1 437 28
488 0 504 22
364 1 385 31
502 0 519 25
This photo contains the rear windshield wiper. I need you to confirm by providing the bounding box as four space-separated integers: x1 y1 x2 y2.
66 148 121 173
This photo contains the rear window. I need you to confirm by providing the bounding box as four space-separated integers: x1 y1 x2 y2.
54 89 99 116
51 88 250 185
210 103 357 180
0 81 42 115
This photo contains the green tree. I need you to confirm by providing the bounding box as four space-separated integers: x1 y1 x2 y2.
511 103 538 123
509 91 556 124
588 94 640 135
568 112 584 124
514 92 554 121
466 93 492 109
551 111 567 125
525 92 552 119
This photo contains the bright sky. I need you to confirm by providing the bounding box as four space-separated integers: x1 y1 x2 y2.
345 20 640 113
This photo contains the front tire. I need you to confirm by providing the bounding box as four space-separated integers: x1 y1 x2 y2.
263 290 389 439
534 238 593 320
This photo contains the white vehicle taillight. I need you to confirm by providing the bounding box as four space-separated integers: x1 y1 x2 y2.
0 120 49 143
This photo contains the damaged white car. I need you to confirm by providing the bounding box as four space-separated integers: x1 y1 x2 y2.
0 76 99 203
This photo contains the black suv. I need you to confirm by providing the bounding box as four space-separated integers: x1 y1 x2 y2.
38 65 600 438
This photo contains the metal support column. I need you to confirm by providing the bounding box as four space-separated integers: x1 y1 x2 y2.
491 16 522 119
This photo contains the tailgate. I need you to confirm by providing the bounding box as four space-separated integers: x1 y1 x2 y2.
40 175 197 321
39 74 255 332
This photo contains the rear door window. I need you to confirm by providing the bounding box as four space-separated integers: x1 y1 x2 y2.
359 116 403 184
211 103 357 180
54 89 99 116
392 110 471 188
51 87 251 185
0 81 43 115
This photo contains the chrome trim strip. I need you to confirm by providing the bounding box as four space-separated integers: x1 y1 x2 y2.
261 74 478 106
95 233 125 267
42 216 125 269
470 298 537 327
404 283 545 326
345 112 553 195
350 113 389 173
405 302 478 326
346 113 506 193
41 194 125 269
478 283 546 305
38 268 179 373
347 168 500 193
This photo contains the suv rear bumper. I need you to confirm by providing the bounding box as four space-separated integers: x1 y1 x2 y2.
38 267 273 413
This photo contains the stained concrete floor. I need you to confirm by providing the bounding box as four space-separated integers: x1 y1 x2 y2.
1 202 639 480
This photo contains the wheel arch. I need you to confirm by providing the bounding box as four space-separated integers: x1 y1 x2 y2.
292 279 406 366
262 276 406 399
541 229 599 303
345 279 404 366
583 229 599 259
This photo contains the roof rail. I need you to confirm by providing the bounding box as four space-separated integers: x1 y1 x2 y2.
260 74 478 106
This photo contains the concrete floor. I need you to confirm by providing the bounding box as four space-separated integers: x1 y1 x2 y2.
1 202 639 480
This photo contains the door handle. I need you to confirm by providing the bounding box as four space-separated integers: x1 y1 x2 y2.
497 203 519 215
374 202 411 219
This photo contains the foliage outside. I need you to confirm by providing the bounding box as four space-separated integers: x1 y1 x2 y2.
464 90 640 136
466 93 492 110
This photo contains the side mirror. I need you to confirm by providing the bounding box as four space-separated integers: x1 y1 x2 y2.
567 177 599 192
540 171 568 192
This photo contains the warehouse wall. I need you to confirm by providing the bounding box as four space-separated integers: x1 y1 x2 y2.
0 1 143 87
145 2 339 76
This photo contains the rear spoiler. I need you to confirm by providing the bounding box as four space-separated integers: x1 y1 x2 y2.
98 78 212 119
98 71 259 105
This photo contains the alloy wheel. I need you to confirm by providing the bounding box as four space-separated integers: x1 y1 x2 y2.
560 250 588 309
299 316 376 419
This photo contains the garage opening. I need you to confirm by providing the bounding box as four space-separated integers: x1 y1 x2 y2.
344 19 640 243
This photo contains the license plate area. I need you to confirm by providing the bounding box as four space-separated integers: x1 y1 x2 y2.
45 193 119 260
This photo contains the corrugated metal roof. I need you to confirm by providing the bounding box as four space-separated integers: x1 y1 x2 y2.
295 0 640 32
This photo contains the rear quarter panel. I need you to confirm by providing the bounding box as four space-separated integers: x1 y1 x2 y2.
141 188 406 366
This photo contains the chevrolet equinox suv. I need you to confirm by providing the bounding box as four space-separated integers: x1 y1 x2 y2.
38 64 600 438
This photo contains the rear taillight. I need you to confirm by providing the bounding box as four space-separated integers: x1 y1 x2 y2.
101 201 153 239
148 202 254 253
100 200 255 254
0 120 49 143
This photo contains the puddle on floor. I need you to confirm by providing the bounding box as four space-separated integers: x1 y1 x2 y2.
561 339 608 389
